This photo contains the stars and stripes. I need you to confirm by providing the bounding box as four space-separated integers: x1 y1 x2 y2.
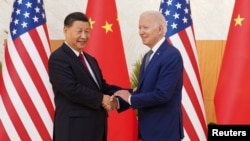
0 0 54 140
10 0 46 39
160 0 207 140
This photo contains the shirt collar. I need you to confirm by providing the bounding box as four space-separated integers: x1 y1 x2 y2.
151 37 165 54
64 41 82 56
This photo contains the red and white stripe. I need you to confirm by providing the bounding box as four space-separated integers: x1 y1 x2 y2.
0 24 54 141
168 26 207 140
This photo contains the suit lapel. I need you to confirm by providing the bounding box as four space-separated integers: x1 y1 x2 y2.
62 44 86 72
62 44 101 89
137 41 168 90
84 54 102 89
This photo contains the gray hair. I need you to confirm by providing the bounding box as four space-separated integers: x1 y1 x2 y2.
140 10 167 35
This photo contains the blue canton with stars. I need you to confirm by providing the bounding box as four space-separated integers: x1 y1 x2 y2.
160 0 193 37
10 0 46 40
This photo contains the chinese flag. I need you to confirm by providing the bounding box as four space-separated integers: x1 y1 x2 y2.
214 0 250 124
85 1 138 141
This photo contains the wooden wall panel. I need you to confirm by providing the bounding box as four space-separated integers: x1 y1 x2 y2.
49 40 63 51
196 40 226 123
50 40 226 124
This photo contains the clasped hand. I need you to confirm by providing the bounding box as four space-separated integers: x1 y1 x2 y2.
102 90 131 112
102 95 117 112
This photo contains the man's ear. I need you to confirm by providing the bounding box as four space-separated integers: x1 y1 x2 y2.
63 26 68 35
158 25 164 35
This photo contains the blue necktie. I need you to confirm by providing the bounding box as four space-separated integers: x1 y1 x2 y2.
144 50 153 69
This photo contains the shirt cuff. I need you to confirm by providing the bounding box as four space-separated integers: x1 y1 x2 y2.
116 97 120 109
128 95 132 105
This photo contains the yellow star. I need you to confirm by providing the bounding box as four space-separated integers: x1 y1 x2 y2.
234 14 245 26
89 17 95 29
102 21 113 33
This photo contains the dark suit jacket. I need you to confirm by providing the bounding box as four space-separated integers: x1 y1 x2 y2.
119 41 184 141
48 43 122 141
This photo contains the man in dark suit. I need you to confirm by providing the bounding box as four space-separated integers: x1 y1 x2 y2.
48 12 120 141
114 11 184 141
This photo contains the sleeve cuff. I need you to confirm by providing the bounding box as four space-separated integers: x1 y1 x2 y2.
128 95 132 105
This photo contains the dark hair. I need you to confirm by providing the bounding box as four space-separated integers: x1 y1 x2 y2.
64 12 89 27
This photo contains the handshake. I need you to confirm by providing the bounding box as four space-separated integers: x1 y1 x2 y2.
101 90 131 112
102 95 118 112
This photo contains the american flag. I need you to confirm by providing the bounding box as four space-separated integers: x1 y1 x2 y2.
160 0 207 140
0 0 54 140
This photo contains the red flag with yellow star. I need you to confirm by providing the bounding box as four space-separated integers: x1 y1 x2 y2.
85 1 138 141
214 0 250 124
